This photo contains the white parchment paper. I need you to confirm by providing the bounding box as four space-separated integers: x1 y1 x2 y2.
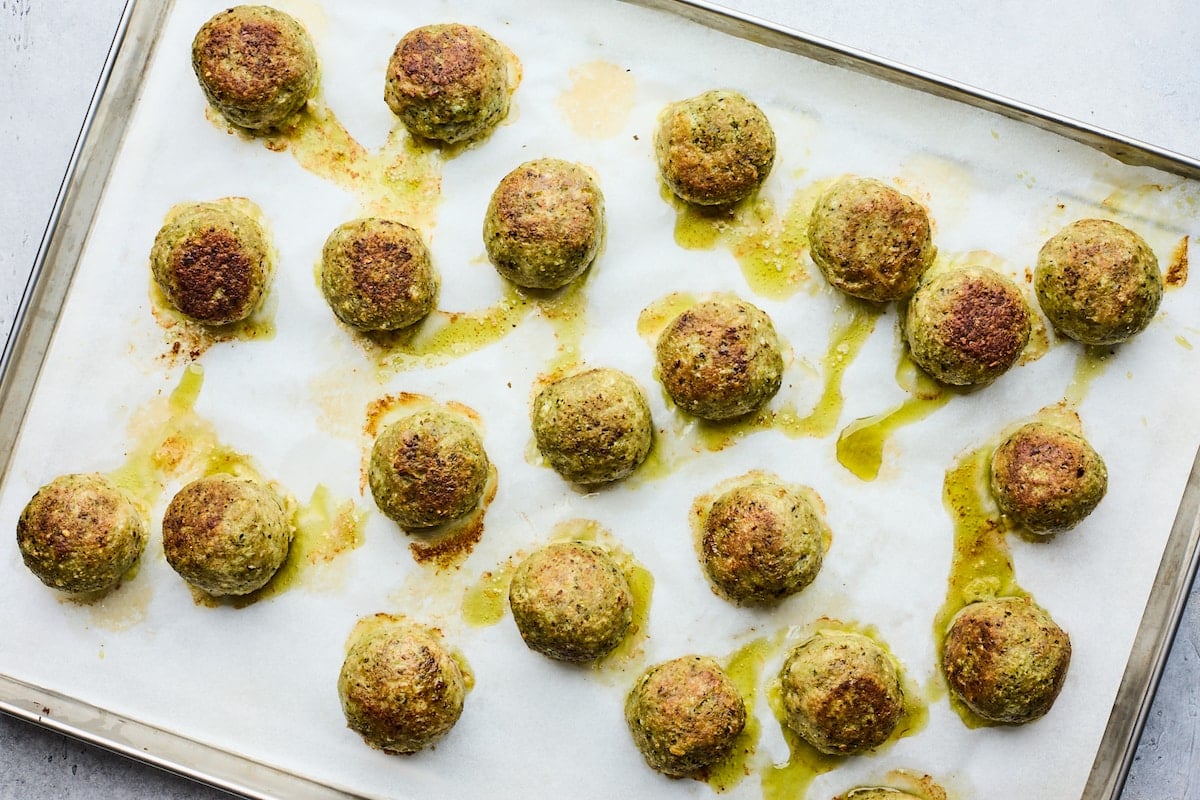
1 1 1198 798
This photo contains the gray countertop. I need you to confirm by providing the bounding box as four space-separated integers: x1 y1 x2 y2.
1 1 1197 798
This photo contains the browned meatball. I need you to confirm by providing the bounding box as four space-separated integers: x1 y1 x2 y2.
905 266 1031 386
656 295 783 420
778 631 904 755
191 5 318 131
942 597 1071 724
990 421 1107 533
834 790 922 800
17 473 147 594
655 90 775 206
808 177 936 302
625 655 746 776
384 24 511 143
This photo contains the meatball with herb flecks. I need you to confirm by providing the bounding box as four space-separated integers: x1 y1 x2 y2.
905 265 1031 386
942 596 1071 724
17 473 147 594
531 367 652 485
320 218 439 331
626 655 746 777
369 409 489 529
162 473 292 597
1035 218 1162 345
509 541 633 662
150 201 270 326
779 631 905 755
834 790 922 800
990 421 1107 534
808 176 936 302
655 89 775 206
484 159 604 289
338 615 467 754
385 23 511 144
656 294 783 420
191 5 318 131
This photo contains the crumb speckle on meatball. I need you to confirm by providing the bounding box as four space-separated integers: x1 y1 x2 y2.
905 265 1031 386
808 177 936 302
150 201 270 326
990 421 1107 534
700 476 825 605
162 473 292 596
17 473 147 594
942 596 1071 724
779 631 905 755
191 5 318 131
385 23 511 144
320 217 439 331
835 790 922 800
508 541 633 662
626 655 746 777
655 89 775 206
484 159 604 289
1035 218 1162 345
369 409 490 529
531 367 652 485
338 615 467 754
656 294 784 420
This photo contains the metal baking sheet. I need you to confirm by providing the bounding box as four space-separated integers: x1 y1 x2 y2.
2 1 1198 799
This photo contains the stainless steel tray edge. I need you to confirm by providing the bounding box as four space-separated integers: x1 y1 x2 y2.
2 1 1198 798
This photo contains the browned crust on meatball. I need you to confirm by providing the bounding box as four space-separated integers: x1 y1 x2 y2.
990 422 1107 533
321 218 438 331
170 227 258 323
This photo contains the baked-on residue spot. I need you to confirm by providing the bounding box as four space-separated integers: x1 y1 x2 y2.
1166 235 1190 288
556 60 637 138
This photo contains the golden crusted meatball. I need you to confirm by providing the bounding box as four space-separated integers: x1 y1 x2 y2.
942 597 1071 724
16 473 147 594
320 218 439 331
655 89 775 206
656 295 784 420
625 655 746 777
531 367 653 485
834 790 922 800
384 23 511 143
484 159 604 289
905 266 1031 386
808 177 936 302
700 476 825 605
338 615 467 754
368 409 490 529
191 5 318 131
778 631 904 755
990 421 1107 534
1035 218 1162 345
150 201 270 326
162 474 292 596
508 541 633 662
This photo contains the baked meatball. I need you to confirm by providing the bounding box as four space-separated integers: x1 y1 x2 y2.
1035 218 1162 345
338 615 466 754
162 474 292 596
834 790 921 800
531 368 653 485
655 89 775 206
942 597 1071 724
656 295 784 420
990 421 1107 534
508 541 633 662
191 5 318 131
808 177 935 302
368 409 490 529
16 473 147 594
778 631 904 755
320 218 439 331
484 159 604 289
699 477 825 605
625 655 746 777
384 23 511 144
150 201 270 326
905 266 1031 386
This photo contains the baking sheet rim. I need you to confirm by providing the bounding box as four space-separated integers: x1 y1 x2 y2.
2 1 1197 798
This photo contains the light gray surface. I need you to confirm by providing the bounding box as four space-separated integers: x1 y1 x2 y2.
0 1 1196 798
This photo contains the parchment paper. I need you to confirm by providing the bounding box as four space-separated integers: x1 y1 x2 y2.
1 1 1198 798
